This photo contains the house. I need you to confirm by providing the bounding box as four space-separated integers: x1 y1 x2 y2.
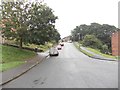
62 36 72 42
111 31 120 56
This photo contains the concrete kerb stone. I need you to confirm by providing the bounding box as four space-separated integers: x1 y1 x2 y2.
74 42 117 62
80 50 117 61
77 47 117 62
0 54 49 86
82 52 118 62
89 56 117 62
79 49 117 62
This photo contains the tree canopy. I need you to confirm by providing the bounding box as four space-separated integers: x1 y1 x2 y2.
71 22 118 53
1 1 60 48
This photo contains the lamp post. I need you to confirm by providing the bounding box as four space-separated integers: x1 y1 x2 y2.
77 33 81 48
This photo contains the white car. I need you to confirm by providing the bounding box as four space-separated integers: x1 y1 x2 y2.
49 47 59 56
68 40 72 43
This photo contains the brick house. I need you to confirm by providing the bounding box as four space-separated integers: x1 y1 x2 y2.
62 36 71 42
111 31 120 56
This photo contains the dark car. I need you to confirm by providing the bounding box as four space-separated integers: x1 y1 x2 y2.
57 45 62 50
60 42 64 46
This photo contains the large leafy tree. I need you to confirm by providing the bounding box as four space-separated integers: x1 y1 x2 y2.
1 1 60 48
1 1 30 48
27 2 58 45
71 23 118 52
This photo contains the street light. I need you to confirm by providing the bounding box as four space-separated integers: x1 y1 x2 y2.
77 33 81 41
77 33 81 48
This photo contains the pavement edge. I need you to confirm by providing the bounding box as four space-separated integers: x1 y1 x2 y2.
0 55 49 86
73 42 118 62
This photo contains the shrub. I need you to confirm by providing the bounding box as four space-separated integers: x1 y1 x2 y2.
100 44 109 54
82 35 103 49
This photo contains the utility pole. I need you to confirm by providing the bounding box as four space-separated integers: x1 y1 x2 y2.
77 33 81 48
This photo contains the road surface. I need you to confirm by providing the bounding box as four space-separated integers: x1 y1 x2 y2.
3 43 118 88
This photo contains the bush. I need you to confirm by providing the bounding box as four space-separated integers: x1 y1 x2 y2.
82 35 103 49
100 44 109 54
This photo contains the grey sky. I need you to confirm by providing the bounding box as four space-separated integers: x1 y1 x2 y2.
43 0 119 38
1 0 119 38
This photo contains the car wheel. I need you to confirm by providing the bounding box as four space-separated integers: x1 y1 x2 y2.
56 53 59 56
49 54 52 56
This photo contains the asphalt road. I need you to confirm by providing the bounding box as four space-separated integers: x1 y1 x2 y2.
3 43 118 88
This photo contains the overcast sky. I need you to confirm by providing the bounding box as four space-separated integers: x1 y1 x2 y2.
2 0 119 38
42 0 119 38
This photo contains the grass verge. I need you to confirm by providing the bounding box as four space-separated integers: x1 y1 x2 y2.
73 42 93 57
74 42 117 60
86 47 117 59
0 45 36 72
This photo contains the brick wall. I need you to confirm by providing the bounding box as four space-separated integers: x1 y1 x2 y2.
111 31 120 56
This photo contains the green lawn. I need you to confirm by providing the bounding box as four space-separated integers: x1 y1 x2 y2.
74 42 117 60
0 45 36 72
86 47 117 59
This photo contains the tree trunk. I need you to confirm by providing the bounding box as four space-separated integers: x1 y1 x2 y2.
19 37 22 49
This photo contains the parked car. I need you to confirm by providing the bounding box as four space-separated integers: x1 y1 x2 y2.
49 47 59 56
68 40 72 43
60 42 64 46
57 45 62 50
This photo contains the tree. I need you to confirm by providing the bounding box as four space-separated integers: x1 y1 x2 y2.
96 24 117 52
71 22 118 53
1 1 30 48
82 35 103 49
26 2 59 45
1 1 60 48
51 29 61 42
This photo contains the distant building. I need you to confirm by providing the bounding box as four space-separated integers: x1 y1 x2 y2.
111 31 120 56
62 36 71 42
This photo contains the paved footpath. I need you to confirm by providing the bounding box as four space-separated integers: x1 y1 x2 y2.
0 51 49 86
80 46 117 61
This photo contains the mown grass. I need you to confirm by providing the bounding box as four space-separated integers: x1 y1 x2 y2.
0 45 36 72
114 56 120 60
73 42 93 57
74 42 117 60
86 47 117 59
1 61 24 72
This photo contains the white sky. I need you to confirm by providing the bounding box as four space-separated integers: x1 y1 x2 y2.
43 0 119 38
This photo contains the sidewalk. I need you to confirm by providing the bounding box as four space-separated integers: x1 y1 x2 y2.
80 46 117 61
0 51 49 86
